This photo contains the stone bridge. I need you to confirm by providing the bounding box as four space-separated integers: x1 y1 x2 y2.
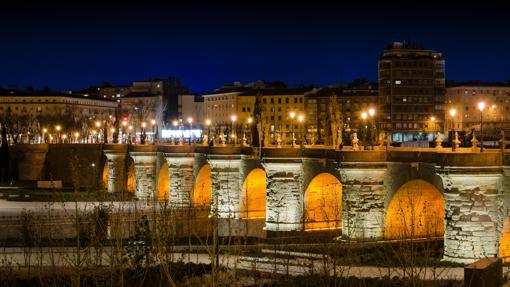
14 143 510 263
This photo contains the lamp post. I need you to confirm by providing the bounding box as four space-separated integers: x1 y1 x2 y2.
151 119 156 144
430 116 436 144
187 117 193 145
298 114 304 147
128 125 133 144
449 108 457 145
231 115 237 145
247 117 253 145
95 121 101 143
141 122 147 144
110 128 115 143
55 125 61 144
74 132 80 144
42 128 47 144
205 119 211 144
289 111 296 147
478 102 486 152
172 120 178 145
368 108 376 149
122 120 128 143
361 111 368 150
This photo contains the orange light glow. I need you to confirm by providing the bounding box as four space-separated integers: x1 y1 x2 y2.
157 162 169 201
304 173 342 231
102 162 109 190
241 168 266 219
193 164 211 207
385 180 444 240
126 161 136 193
499 220 510 262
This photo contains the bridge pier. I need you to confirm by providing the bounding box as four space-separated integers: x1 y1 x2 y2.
129 146 158 199
104 145 127 193
340 163 387 240
164 153 194 207
263 159 304 232
439 167 503 263
208 155 243 218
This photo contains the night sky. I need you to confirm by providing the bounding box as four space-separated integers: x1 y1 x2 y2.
1 0 509 92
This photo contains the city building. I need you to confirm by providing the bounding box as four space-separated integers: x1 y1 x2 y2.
446 84 510 140
305 84 378 144
0 89 118 143
378 42 446 143
177 94 204 126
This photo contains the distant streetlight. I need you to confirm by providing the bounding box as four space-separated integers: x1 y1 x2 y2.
231 115 237 144
289 111 296 147
361 112 368 149
141 122 147 144
151 119 157 144
55 125 61 143
42 128 48 143
187 117 193 144
205 119 211 141
74 132 80 143
298 114 304 146
478 102 486 152
368 108 376 148
122 120 128 143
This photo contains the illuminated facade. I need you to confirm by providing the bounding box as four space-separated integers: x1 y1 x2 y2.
378 42 446 143
445 85 510 139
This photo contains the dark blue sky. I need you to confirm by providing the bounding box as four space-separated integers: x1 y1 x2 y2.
1 0 509 92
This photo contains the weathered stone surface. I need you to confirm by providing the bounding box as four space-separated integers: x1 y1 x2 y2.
439 169 503 263
263 160 303 231
104 149 127 193
129 151 158 199
164 154 194 207
339 164 387 239
208 155 243 219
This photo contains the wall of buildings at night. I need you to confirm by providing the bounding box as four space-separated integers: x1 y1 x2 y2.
445 85 510 137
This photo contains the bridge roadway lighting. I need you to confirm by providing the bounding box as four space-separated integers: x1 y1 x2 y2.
42 128 48 143
122 120 128 143
187 117 193 145
141 122 147 144
368 108 376 148
449 108 457 141
205 119 211 141
151 119 157 144
290 111 296 147
74 132 80 143
231 115 237 144
55 125 61 143
361 112 368 149
298 114 304 146
478 102 486 152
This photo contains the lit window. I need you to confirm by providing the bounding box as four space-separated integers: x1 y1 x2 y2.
395 80 402 85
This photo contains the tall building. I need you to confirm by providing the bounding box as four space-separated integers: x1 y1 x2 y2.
378 42 445 143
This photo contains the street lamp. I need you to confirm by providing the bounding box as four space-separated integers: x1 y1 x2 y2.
187 117 193 144
298 114 304 147
128 125 133 144
231 115 237 144
368 108 376 148
95 121 101 143
42 128 48 144
141 122 147 144
55 125 61 144
430 116 436 143
361 111 368 149
74 132 80 143
151 119 156 144
478 102 486 152
122 120 128 143
289 111 296 147
205 119 212 144
449 108 457 142
246 117 253 145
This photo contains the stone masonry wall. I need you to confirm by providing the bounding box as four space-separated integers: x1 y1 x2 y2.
165 155 194 207
263 161 303 232
440 170 502 263
130 152 157 199
208 157 242 218
339 164 387 239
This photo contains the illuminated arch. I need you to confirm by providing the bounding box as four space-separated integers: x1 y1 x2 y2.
304 173 342 231
385 179 444 240
157 162 169 201
193 164 211 207
126 160 136 193
499 219 510 262
241 168 266 219
102 162 108 190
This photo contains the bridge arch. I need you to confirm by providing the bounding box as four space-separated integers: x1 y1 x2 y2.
304 172 342 231
193 164 211 207
157 162 169 201
385 179 444 240
241 168 266 219
126 158 136 193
